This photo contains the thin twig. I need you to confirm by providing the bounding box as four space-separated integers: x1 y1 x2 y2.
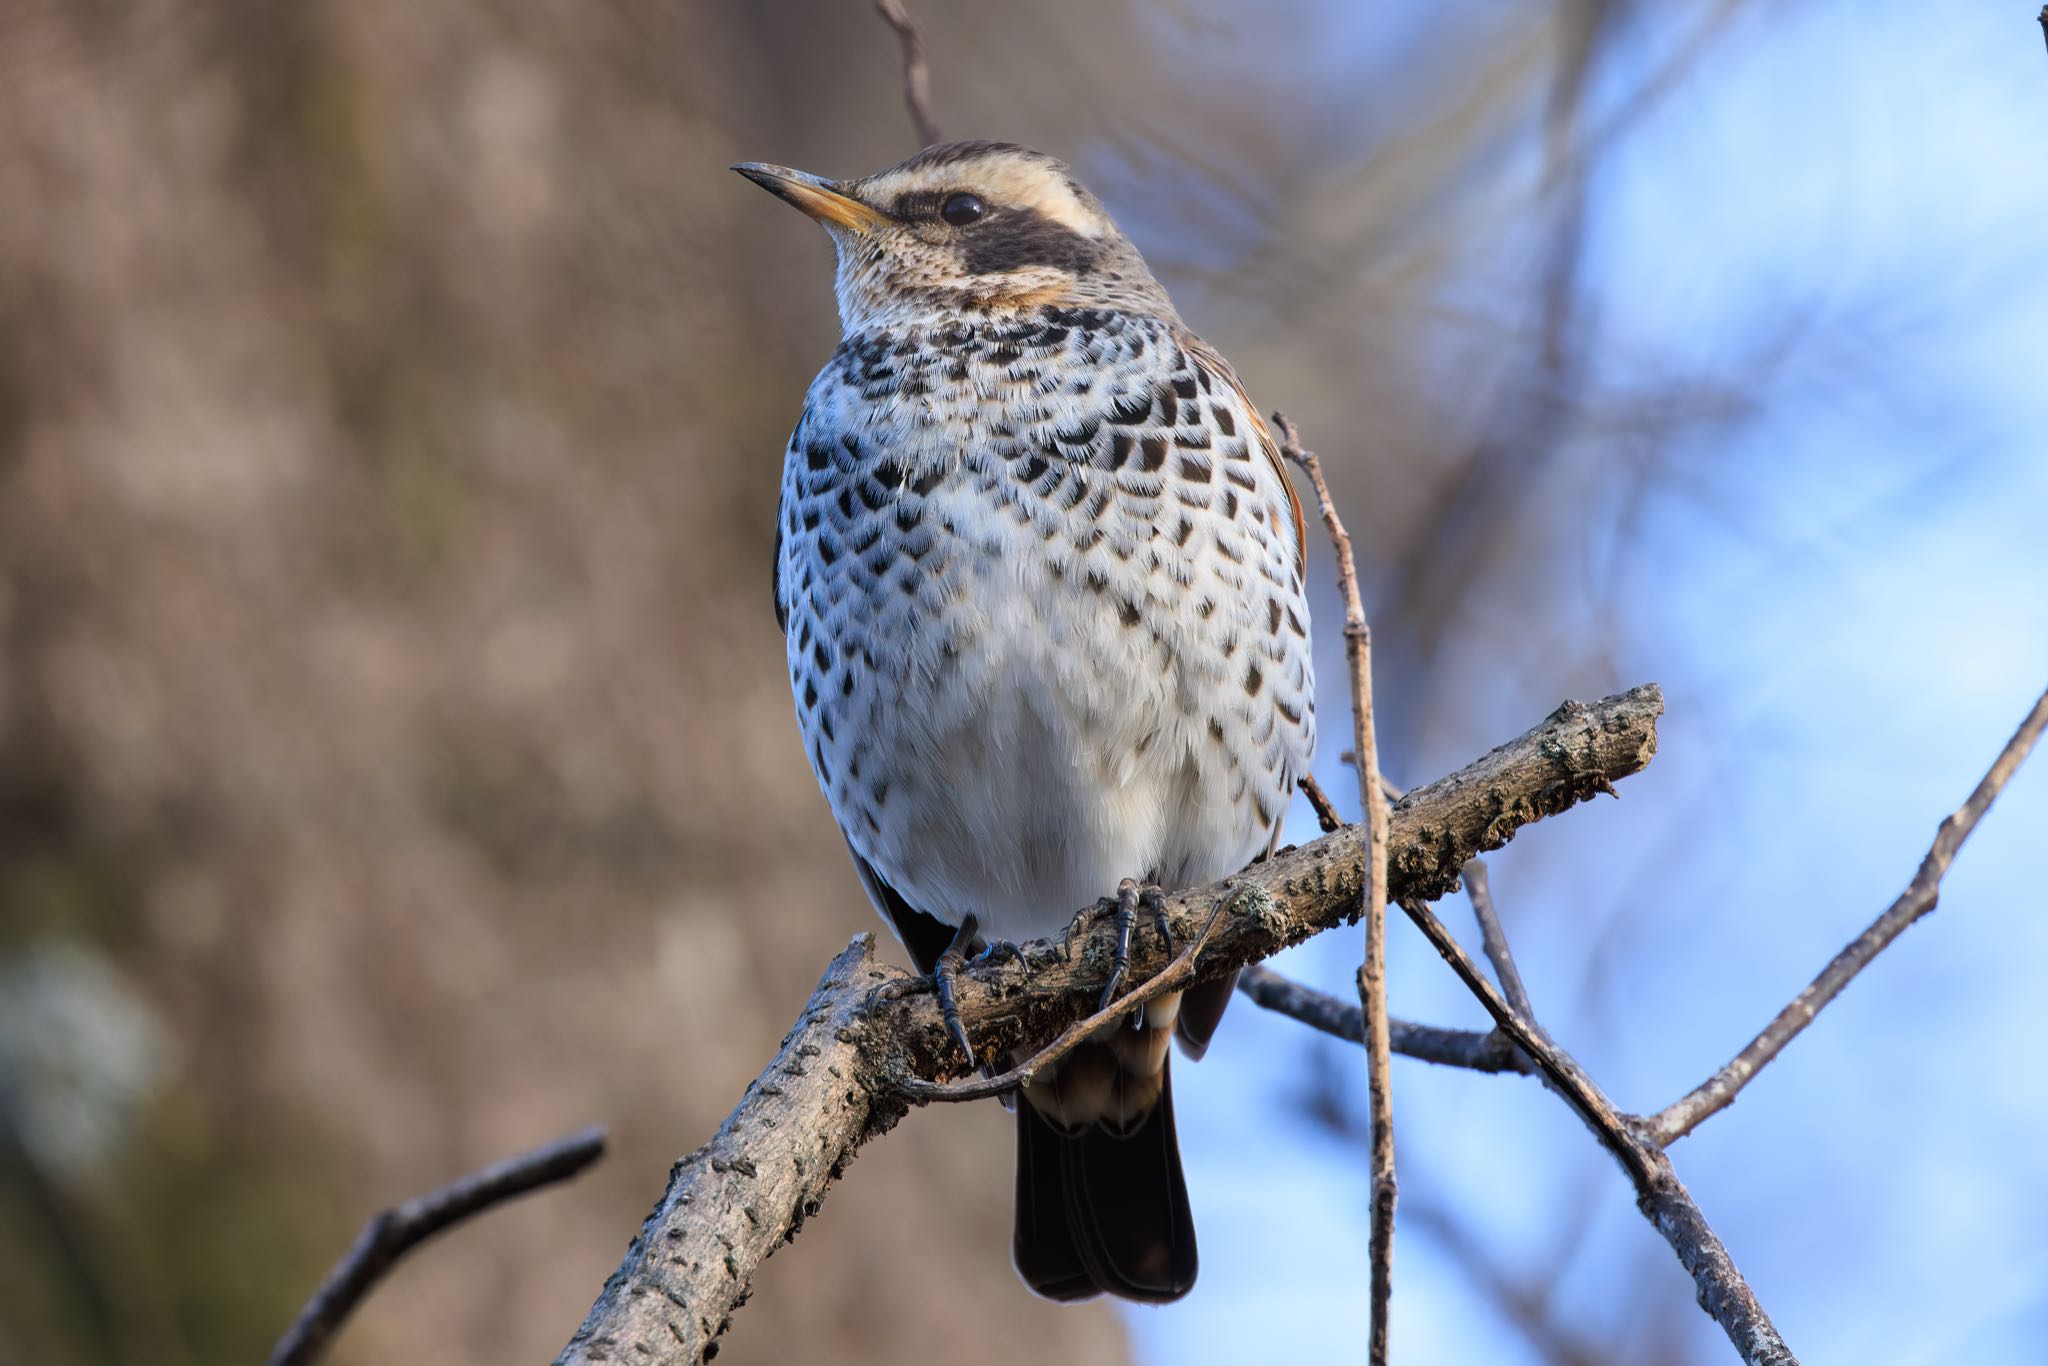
873 0 942 148
1394 895 1796 1366
1465 859 1539 1029
1237 965 1533 1074
1398 895 1648 1180
1298 771 1345 833
270 1126 607 1366
1274 409 1395 1364
1647 685 2048 1146
899 895 1232 1102
1336 752 1407 804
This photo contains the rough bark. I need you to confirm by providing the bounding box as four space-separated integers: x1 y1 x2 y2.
557 684 1663 1364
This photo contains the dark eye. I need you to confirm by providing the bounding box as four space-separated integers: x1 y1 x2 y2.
941 193 985 226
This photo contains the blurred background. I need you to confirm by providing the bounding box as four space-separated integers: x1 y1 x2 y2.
1 2 2044 1362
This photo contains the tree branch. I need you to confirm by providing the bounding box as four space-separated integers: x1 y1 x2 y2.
873 0 942 148
555 685 1662 1365
1393 889 1795 1363
1298 771 1345 834
1274 409 1398 1364
1646 685 2048 1146
269 1126 606 1366
1237 965 1533 1074
1276 684 2048 1365
1465 858 1538 1030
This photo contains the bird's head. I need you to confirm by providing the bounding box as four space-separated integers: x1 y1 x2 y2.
735 140 1175 332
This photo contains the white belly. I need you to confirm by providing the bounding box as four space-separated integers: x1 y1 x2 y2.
852 569 1269 944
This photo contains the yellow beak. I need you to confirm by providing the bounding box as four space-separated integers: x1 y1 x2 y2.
733 163 892 235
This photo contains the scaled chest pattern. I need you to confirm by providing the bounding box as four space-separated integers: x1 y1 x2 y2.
774 306 1316 933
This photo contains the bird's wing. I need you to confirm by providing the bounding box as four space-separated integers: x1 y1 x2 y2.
1175 329 1307 585
772 513 787 634
846 838 960 974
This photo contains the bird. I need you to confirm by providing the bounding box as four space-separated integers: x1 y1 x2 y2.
737 140 1315 1304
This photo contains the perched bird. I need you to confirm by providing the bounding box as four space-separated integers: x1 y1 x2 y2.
738 141 1315 1304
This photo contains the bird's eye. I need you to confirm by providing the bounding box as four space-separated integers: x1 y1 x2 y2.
941 193 986 227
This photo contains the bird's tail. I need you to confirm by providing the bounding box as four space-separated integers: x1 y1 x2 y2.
1012 1009 1199 1303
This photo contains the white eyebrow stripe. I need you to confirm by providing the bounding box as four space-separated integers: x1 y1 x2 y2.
870 161 1104 239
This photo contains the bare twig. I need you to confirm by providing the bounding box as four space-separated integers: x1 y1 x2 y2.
1398 895 1647 1180
1465 859 1539 1029
1395 894 1796 1366
1647 685 2048 1146
873 0 942 148
270 1126 606 1366
557 688 1661 1365
1334 751 1406 804
900 895 1232 1102
1298 771 1345 833
1274 409 1396 1364
1238 965 1533 1074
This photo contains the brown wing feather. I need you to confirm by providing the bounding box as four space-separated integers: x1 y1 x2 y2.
1175 330 1307 584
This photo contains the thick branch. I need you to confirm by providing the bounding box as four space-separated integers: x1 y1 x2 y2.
1647 685 2048 1146
556 686 1662 1365
271 1126 606 1366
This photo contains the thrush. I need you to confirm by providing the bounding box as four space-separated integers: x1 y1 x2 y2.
738 141 1315 1304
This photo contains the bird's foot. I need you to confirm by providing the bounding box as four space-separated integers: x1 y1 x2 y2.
975 938 1027 971
934 914 979 1069
869 916 984 1071
871 975 930 1004
1098 877 1173 1012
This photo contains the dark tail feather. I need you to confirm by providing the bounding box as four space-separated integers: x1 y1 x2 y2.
1013 1061 1198 1304
1013 1098 1099 1301
1175 969 1239 1061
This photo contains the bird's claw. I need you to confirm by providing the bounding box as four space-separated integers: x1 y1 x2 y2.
1143 885 1173 956
871 974 931 1006
1097 877 1173 1013
976 939 1026 970
935 914 979 1070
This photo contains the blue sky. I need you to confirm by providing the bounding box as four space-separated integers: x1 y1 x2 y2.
1118 3 2048 1361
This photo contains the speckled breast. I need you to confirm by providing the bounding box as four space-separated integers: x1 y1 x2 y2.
775 306 1315 943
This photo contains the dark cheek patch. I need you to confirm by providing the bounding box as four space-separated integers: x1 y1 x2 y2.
961 207 1099 277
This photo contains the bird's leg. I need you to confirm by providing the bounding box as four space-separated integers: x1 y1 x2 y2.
1142 884 1173 956
1098 878 1176 1013
868 918 1001 1031
1097 879 1140 1010
868 917 982 1069
934 914 979 1069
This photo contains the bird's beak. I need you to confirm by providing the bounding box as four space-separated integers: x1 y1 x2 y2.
733 163 892 235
